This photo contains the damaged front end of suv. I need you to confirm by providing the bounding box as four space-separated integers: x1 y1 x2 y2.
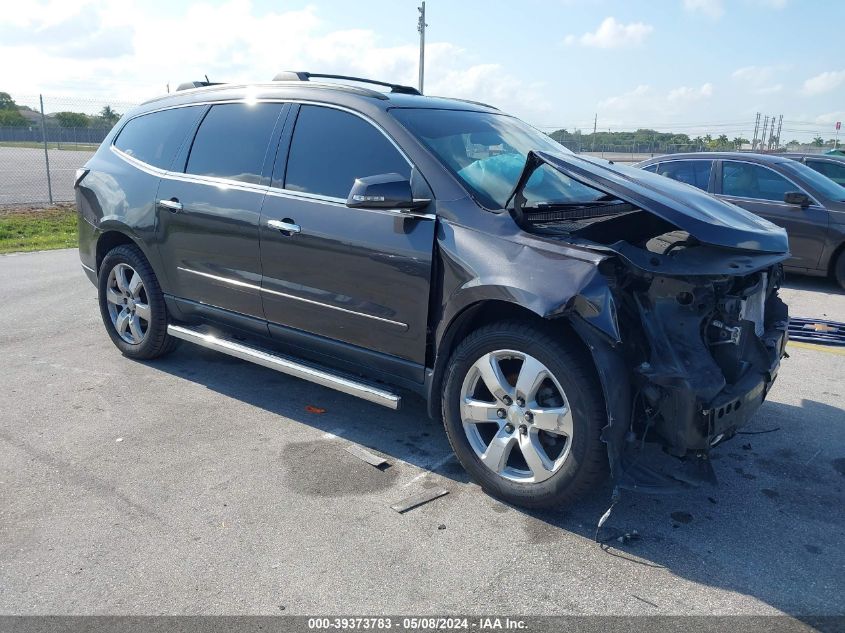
510 151 790 491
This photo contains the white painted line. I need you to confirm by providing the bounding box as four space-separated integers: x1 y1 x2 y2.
402 453 455 488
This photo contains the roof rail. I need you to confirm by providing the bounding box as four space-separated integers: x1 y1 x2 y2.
272 71 422 96
444 97 499 111
176 81 225 91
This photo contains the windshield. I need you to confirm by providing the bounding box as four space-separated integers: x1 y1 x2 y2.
779 160 845 202
391 108 572 208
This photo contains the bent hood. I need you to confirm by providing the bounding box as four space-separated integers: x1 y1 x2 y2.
510 151 789 254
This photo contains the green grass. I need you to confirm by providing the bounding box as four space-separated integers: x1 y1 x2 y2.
0 141 99 150
0 207 77 254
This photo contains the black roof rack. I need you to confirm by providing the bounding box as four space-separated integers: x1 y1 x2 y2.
272 71 422 96
175 80 225 91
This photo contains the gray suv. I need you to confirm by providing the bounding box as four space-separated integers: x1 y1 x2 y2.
76 73 790 508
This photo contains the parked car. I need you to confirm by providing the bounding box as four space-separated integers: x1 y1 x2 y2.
76 73 789 508
780 152 845 186
636 152 845 288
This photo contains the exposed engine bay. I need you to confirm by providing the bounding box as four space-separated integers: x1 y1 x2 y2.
508 151 790 491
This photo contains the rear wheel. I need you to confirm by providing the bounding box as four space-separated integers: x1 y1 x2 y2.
441 321 607 508
97 244 178 359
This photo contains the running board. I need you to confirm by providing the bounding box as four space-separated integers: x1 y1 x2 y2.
167 324 401 410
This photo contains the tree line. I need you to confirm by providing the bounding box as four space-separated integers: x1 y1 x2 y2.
549 128 750 151
0 92 121 128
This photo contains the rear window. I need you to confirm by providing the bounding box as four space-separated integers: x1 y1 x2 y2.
657 160 712 191
114 106 202 170
186 103 285 184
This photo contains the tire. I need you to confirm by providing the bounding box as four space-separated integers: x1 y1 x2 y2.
97 243 179 360
834 250 845 291
441 320 607 508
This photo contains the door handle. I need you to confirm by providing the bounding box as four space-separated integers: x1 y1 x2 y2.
158 198 183 212
267 219 301 235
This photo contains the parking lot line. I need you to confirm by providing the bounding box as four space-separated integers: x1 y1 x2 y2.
787 340 845 356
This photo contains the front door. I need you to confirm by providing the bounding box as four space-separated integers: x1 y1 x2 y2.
258 104 436 377
156 102 287 319
716 159 828 269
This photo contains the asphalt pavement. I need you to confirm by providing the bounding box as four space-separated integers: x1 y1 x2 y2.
1 249 843 617
0 146 92 205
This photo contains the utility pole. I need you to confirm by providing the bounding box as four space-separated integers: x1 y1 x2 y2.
767 113 776 150
752 112 761 151
591 113 597 151
417 2 427 94
760 116 769 152
774 114 783 151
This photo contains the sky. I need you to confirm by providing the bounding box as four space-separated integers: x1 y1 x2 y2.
0 0 843 141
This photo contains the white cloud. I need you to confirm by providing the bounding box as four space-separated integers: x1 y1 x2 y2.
0 0 551 121
683 0 724 19
667 83 714 101
596 82 715 128
731 65 788 94
564 17 653 49
598 84 651 110
813 111 845 126
803 70 845 96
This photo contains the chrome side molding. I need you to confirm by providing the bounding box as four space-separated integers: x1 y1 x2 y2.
167 324 401 410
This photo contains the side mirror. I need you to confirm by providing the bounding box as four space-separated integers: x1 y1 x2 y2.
784 191 810 208
346 173 429 210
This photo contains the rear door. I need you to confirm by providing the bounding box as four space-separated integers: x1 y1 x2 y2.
156 102 287 320
716 159 828 269
258 104 436 379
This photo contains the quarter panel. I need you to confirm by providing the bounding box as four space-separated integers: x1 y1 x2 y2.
75 149 166 285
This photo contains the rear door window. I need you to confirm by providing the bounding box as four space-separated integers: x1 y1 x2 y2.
114 106 202 170
657 160 713 191
721 161 795 202
284 105 410 199
186 103 285 184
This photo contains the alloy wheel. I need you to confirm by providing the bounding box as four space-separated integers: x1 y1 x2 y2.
105 262 150 344
459 350 574 483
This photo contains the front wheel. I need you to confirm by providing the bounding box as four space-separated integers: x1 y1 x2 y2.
441 321 607 508
97 244 178 359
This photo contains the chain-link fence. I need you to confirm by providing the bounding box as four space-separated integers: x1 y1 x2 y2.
1 92 837 206
0 94 137 206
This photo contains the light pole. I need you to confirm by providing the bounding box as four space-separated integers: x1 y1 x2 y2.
417 2 427 93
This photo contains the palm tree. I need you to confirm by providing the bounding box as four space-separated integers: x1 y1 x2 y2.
812 136 824 147
99 105 120 126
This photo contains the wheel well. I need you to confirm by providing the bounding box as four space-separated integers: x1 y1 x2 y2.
426 300 592 418
96 231 135 272
828 240 845 278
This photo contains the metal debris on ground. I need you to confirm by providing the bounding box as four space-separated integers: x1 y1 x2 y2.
344 444 389 469
390 488 449 514
616 530 641 545
788 317 845 345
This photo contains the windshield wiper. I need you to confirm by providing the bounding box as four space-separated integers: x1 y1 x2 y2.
523 200 636 223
